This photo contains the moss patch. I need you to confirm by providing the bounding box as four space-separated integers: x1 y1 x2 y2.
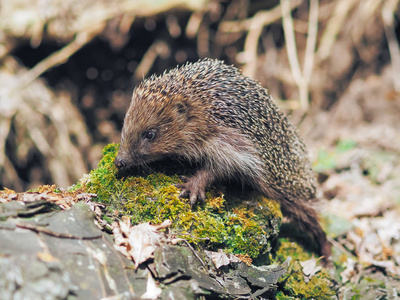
274 240 336 299
76 143 282 260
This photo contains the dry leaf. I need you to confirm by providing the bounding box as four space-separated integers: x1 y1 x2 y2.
300 256 322 283
340 258 359 283
205 249 241 269
140 272 162 300
112 219 172 269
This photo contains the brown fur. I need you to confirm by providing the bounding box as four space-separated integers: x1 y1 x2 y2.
115 58 331 262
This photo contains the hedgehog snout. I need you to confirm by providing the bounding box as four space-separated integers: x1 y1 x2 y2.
114 157 127 171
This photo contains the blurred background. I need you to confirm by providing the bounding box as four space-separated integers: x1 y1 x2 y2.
0 0 399 192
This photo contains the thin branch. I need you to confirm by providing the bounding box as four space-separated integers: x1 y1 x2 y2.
185 11 204 38
280 0 319 110
303 0 319 83
382 0 400 92
16 222 102 239
133 40 170 80
280 0 308 109
281 0 303 85
316 0 356 62
12 26 103 94
219 0 302 33
239 0 303 77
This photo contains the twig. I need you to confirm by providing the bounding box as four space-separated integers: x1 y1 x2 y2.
316 0 356 62
280 0 304 107
185 11 204 38
381 0 400 92
241 12 269 77
239 0 302 77
280 0 319 110
133 40 170 80
219 0 302 33
352 0 384 43
13 26 103 94
303 0 319 86
173 238 207 269
197 20 210 57
328 236 356 259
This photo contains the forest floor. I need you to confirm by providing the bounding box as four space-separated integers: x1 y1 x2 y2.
303 66 400 298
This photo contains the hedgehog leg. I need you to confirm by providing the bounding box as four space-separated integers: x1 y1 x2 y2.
176 168 216 208
280 199 331 264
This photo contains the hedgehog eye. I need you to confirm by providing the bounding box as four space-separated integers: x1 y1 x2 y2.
143 130 156 140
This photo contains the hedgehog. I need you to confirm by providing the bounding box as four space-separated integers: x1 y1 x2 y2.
114 58 331 260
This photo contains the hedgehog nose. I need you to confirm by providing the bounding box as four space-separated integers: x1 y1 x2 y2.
114 157 126 170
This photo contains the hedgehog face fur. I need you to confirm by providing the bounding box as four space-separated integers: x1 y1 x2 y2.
115 69 216 170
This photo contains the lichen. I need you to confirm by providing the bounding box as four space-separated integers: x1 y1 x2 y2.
78 143 282 260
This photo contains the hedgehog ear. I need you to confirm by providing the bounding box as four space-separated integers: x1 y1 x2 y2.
175 101 188 115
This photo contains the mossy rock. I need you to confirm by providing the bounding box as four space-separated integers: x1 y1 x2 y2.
72 144 336 299
75 143 282 262
274 240 336 299
3 143 336 298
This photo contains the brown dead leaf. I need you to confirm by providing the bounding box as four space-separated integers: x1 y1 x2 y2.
0 185 99 213
235 254 253 266
112 218 172 269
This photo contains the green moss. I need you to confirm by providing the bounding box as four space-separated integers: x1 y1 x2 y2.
78 143 282 260
283 264 334 299
274 240 336 299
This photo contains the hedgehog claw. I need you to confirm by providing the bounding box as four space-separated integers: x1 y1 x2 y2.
175 180 206 208
175 168 214 208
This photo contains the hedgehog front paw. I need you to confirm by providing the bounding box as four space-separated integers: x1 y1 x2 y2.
175 177 206 208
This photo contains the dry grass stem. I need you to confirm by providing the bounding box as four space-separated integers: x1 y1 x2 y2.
316 0 356 62
303 0 319 85
351 0 385 42
382 0 400 91
280 0 304 107
239 0 302 77
219 0 302 34
280 0 319 110
134 41 170 80
14 28 102 94
186 11 204 38
241 11 271 77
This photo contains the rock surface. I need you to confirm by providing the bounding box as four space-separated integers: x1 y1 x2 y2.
0 198 288 299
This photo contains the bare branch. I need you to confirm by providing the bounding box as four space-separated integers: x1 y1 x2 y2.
382 0 400 91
